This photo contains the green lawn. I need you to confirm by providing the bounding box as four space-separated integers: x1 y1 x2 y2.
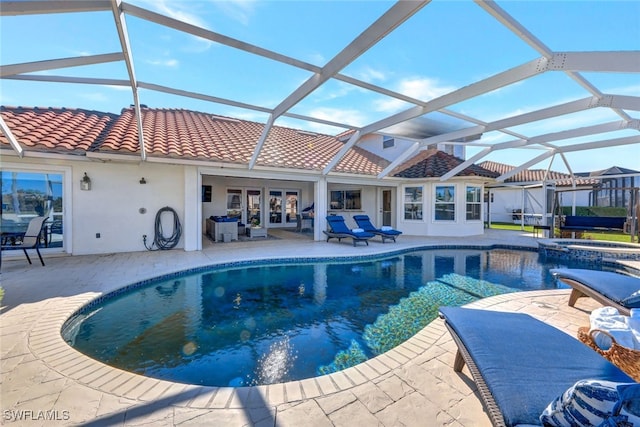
488 222 637 243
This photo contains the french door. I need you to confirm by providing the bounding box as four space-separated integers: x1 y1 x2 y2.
269 189 299 226
246 189 261 226
227 188 262 226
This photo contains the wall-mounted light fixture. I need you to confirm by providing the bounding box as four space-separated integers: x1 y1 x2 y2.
80 172 92 191
139 177 147 184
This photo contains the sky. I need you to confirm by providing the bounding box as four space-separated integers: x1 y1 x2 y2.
1 0 639 175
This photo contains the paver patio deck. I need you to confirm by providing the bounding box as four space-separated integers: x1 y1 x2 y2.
0 230 617 426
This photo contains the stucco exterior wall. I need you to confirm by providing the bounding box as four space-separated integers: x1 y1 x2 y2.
3 157 186 256
3 155 491 259
397 180 486 237
326 183 378 227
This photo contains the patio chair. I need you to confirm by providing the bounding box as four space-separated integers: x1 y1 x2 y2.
296 214 313 232
439 306 636 427
1 216 49 266
353 214 402 243
322 215 375 246
551 268 640 316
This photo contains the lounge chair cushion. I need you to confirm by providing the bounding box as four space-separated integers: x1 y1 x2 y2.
540 379 640 427
626 290 640 307
551 269 640 308
439 307 634 427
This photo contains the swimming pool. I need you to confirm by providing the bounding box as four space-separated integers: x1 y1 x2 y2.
61 247 600 387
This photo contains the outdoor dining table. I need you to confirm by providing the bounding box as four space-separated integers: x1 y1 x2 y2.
1 223 49 247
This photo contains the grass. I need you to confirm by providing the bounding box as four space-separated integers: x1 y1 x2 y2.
488 222 637 243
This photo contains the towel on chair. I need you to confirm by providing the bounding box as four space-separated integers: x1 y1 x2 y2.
380 226 393 231
351 228 364 233
590 307 640 350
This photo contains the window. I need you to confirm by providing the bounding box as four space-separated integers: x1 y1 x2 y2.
1 170 65 248
383 136 395 149
330 190 361 210
404 186 423 220
435 185 455 221
466 186 482 221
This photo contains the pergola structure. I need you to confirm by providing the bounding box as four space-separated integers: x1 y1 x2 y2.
1 0 639 181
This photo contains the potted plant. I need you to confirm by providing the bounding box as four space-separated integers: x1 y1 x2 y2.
251 218 261 228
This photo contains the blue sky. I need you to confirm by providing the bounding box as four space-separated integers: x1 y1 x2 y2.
1 0 639 174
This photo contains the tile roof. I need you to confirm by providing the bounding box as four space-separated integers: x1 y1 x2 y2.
479 161 599 186
392 149 499 179
1 106 392 176
1 105 500 180
0 106 117 155
578 165 640 177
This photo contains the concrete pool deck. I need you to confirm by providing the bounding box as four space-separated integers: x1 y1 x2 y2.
0 229 623 426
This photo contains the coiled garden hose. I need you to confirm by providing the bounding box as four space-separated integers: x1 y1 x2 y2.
143 206 182 250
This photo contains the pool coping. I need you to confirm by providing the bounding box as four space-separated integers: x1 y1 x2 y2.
4 230 627 425
31 286 574 411
28 243 582 410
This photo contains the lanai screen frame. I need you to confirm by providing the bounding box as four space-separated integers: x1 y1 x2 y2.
1 1 639 182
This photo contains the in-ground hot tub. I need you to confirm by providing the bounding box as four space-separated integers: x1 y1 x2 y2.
538 239 640 263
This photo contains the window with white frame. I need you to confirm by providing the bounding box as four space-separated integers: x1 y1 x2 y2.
404 186 423 220
466 186 482 221
435 185 455 221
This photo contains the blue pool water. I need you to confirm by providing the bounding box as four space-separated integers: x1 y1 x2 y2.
62 248 603 387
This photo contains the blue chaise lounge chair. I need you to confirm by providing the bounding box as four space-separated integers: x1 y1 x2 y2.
551 268 640 316
439 306 636 427
353 214 402 243
323 215 374 246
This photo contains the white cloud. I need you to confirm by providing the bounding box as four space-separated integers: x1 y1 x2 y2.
288 107 367 134
79 92 110 102
315 81 360 102
307 52 326 66
147 59 179 68
107 85 133 92
211 0 257 26
139 0 209 28
309 107 367 126
607 82 640 96
357 66 387 83
374 77 455 113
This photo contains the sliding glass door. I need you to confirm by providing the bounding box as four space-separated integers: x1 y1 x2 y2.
1 170 65 249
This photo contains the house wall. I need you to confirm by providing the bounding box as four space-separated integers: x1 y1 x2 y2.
326 183 378 227
397 180 486 237
3 157 186 256
74 161 186 255
556 189 591 211
357 134 416 162
3 156 491 259
357 134 465 162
